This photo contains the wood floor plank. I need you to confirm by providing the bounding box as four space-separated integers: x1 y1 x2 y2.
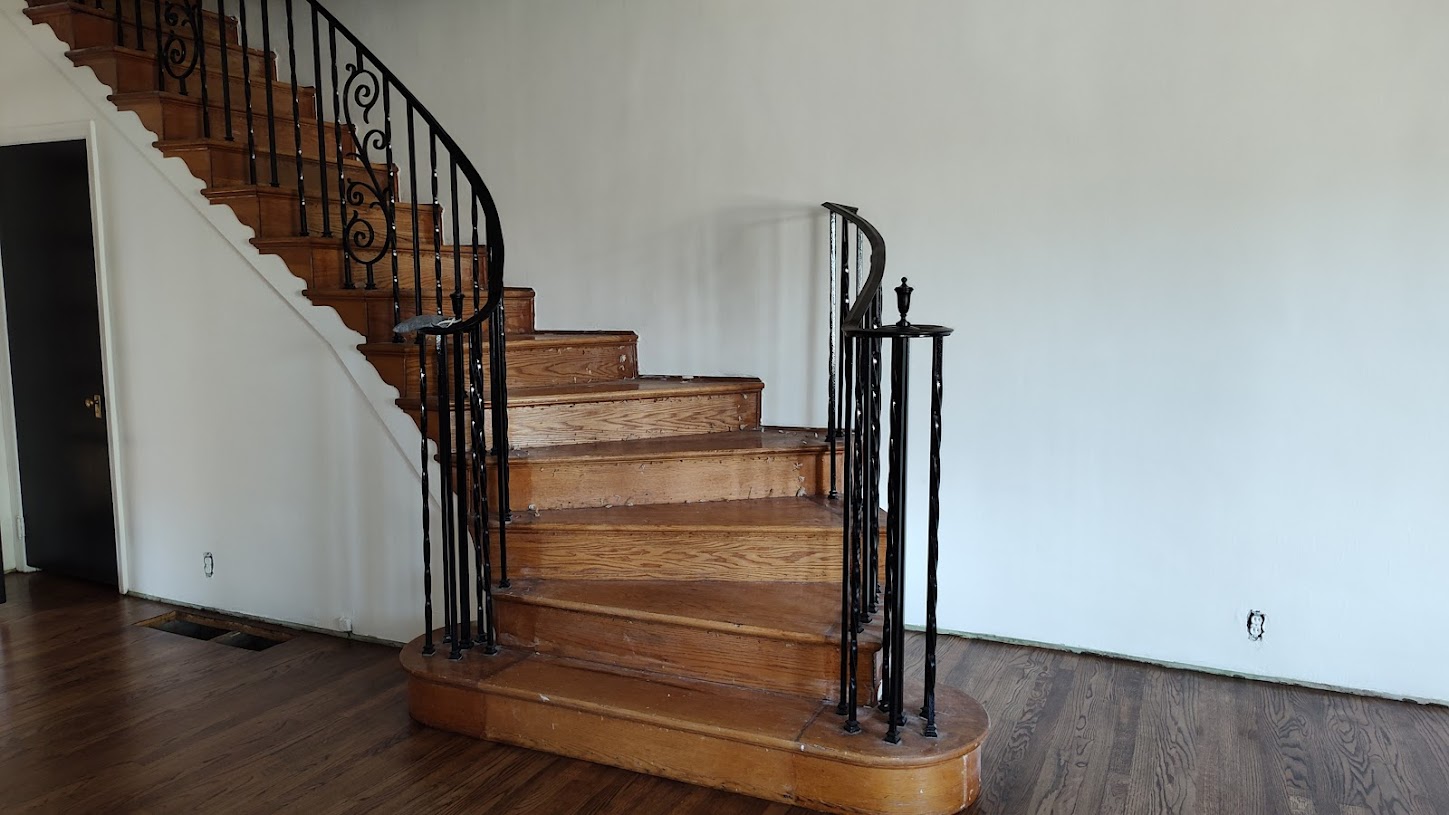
5 573 1449 815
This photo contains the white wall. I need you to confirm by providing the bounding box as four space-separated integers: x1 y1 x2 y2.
326 0 1449 701
0 1 439 642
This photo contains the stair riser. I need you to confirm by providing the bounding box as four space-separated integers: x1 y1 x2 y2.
258 241 484 292
414 389 762 448
495 599 877 700
509 391 761 447
116 94 354 162
504 447 840 511
71 47 317 121
494 528 840 582
28 1 240 46
310 290 535 345
209 187 436 242
35 5 269 76
369 341 639 398
408 678 982 815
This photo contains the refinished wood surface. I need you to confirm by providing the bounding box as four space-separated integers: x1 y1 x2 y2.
7 572 1449 815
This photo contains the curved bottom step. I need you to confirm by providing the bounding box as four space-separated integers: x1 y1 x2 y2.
401 638 988 815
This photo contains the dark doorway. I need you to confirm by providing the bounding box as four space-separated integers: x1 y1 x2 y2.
0 139 118 587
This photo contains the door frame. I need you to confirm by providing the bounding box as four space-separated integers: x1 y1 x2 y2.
0 120 132 593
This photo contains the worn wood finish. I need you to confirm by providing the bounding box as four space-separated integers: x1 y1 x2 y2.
112 91 354 162
253 235 481 291
9 573 1449 815
495 580 879 700
362 331 639 396
404 376 765 447
496 497 878 582
161 138 390 191
26 1 240 47
403 648 987 815
67 46 316 119
502 428 840 510
28 3 263 72
205 184 436 241
307 286 537 345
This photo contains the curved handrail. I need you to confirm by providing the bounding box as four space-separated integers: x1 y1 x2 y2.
822 202 884 329
307 0 505 322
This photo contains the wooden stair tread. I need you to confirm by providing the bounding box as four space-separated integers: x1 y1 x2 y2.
403 646 987 767
510 495 839 531
498 579 860 644
111 90 322 131
307 285 534 300
509 426 830 463
359 331 638 356
399 375 763 411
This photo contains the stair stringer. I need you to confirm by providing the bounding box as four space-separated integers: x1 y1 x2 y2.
5 1 450 513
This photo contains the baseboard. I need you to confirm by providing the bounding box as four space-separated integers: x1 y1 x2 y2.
916 624 1447 709
125 590 406 649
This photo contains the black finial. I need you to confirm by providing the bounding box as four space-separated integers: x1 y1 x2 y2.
895 277 914 326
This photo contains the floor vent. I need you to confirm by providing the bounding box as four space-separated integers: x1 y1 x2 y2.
137 611 292 651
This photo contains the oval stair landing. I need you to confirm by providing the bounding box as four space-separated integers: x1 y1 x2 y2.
402 643 989 815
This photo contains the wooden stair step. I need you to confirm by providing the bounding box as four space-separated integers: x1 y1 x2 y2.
401 647 988 815
29 2 261 72
403 376 764 448
496 579 879 700
497 496 855 582
205 183 437 240
361 331 639 395
68 45 318 120
159 137 391 191
26 1 239 47
504 427 840 510
256 236 489 299
113 91 355 161
306 286 536 343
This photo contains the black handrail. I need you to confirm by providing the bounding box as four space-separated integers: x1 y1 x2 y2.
822 204 951 744
87 0 512 661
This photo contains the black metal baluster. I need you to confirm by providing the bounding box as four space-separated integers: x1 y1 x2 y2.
237 1 258 185
471 197 480 312
328 27 349 284
384 86 399 339
131 0 143 51
469 324 495 654
284 0 307 234
406 103 421 314
490 302 513 587
259 0 279 186
922 335 944 737
194 2 210 138
116 0 126 49
216 0 234 141
449 158 462 318
436 334 460 660
837 320 857 729
453 323 472 651
310 4 330 235
419 329 435 657
430 133 443 314
827 211 839 499
868 293 883 614
151 0 161 87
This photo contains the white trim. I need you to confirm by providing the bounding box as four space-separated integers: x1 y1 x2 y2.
0 122 131 592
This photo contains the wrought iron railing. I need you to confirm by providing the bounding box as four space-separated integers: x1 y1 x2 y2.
86 0 511 659
824 203 951 743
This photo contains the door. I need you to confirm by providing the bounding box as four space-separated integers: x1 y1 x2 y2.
0 139 118 586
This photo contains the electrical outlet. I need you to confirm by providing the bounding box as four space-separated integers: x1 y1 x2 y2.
203 552 215 578
336 616 354 633
1246 610 1266 641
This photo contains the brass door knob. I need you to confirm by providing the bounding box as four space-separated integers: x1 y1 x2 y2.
84 394 103 419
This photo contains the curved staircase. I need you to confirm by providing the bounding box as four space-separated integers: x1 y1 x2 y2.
22 2 988 812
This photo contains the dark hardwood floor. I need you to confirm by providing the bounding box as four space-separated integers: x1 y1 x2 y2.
2 572 1445 814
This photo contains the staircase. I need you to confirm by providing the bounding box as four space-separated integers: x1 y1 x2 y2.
22 2 988 812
